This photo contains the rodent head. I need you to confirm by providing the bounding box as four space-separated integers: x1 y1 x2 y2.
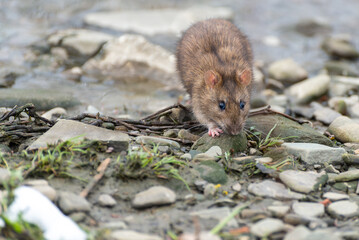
192 69 252 135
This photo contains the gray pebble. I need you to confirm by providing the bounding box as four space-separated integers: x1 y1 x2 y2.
132 186 176 209
58 191 91 214
98 194 117 207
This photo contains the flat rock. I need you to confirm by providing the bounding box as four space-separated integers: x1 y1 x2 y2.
84 6 233 35
98 194 116 207
48 29 113 60
28 119 130 151
58 191 91 214
194 160 227 185
321 37 359 59
248 180 304 200
267 205 290 217
192 132 247 153
334 169 359 182
250 218 285 237
0 89 80 111
328 116 359 143
313 107 342 125
191 207 238 228
83 34 176 81
246 114 333 146
323 192 349 201
179 232 220 240
135 136 180 149
284 225 311 240
110 230 162 240
268 58 307 84
287 74 330 104
132 186 176 209
327 200 359 218
279 170 328 193
292 202 325 218
282 143 346 165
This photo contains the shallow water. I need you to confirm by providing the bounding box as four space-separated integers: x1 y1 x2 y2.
0 0 358 117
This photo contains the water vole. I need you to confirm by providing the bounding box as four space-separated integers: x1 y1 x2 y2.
176 19 253 137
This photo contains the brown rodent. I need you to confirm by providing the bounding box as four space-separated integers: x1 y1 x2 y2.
176 19 253 137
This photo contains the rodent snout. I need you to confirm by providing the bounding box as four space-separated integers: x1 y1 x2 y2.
226 124 243 136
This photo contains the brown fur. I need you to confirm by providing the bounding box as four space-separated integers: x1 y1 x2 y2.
176 19 253 135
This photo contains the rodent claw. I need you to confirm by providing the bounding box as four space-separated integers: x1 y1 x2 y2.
208 127 223 137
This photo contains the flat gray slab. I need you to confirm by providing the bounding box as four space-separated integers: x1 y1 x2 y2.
248 180 304 200
279 170 327 193
292 202 325 218
327 200 359 218
27 119 129 151
282 143 346 164
251 218 285 238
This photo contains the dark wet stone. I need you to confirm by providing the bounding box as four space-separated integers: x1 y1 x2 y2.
0 89 80 111
192 132 247 153
194 161 227 185
246 114 333 146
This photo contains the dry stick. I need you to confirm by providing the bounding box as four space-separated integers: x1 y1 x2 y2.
141 103 188 122
80 158 111 198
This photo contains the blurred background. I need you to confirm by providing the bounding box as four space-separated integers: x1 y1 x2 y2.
0 0 358 118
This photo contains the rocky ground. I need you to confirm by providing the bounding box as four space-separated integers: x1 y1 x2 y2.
1 2 359 240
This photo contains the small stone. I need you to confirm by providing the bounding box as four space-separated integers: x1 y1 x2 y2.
179 232 220 240
292 202 325 218
203 184 217 198
232 183 242 192
99 221 127 230
324 61 359 77
287 74 330 104
180 153 192 161
256 157 273 164
0 168 11 185
170 108 186 123
250 218 285 238
268 58 307 84
41 107 67 120
132 186 176 209
98 194 116 207
58 191 91 214
110 230 162 240
313 107 342 125
321 37 359 59
279 170 328 193
135 136 180 149
324 165 340 174
157 146 170 153
194 161 227 184
282 143 346 165
191 207 238 228
194 146 222 161
248 180 304 200
249 148 258 155
163 129 178 138
284 225 311 240
194 180 208 192
323 192 349 201
283 214 310 226
327 200 359 218
178 129 200 142
30 185 57 202
328 116 359 143
68 212 87 223
267 205 290 218
334 169 359 182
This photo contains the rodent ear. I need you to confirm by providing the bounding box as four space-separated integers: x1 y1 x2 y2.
237 69 252 86
204 70 221 89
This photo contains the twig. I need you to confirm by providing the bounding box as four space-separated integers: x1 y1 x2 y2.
80 158 111 198
141 103 188 122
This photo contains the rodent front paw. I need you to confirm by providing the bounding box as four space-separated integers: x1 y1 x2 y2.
208 127 223 137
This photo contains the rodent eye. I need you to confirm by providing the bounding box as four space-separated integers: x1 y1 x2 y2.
219 101 226 111
239 100 246 110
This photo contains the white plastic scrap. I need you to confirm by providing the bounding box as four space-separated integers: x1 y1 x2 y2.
2 186 87 240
